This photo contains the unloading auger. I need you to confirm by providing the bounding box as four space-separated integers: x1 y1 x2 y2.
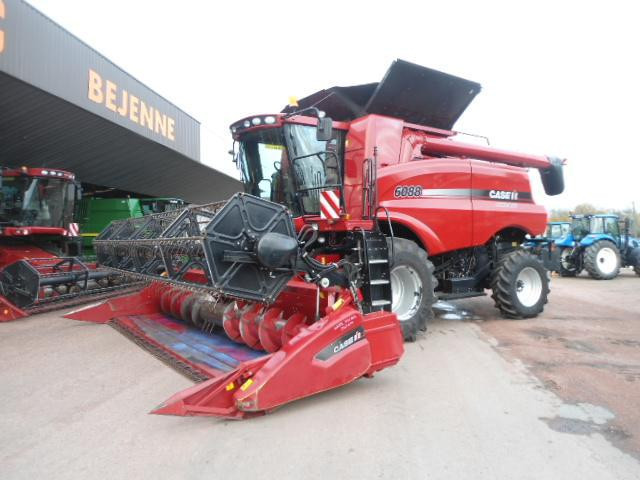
68 193 404 419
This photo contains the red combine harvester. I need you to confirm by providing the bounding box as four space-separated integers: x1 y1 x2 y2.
69 60 564 419
0 166 128 320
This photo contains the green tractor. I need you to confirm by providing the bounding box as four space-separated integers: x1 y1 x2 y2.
77 197 185 256
556 214 640 279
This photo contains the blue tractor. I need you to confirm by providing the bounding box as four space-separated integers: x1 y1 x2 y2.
556 214 640 279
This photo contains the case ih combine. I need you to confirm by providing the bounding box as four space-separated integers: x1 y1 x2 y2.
68 60 564 419
0 166 129 320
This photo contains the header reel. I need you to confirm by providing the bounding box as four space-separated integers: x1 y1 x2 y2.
95 193 346 305
71 192 404 419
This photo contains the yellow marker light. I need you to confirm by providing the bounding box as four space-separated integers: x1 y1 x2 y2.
225 382 235 391
240 378 254 391
288 96 299 107
332 298 345 311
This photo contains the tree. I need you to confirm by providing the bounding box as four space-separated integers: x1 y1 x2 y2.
572 203 601 215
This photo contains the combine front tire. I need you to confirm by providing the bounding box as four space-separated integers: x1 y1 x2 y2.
584 241 620 280
491 250 549 319
388 238 436 341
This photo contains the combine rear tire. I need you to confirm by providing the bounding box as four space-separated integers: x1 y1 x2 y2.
388 238 436 341
491 250 549 319
584 240 620 280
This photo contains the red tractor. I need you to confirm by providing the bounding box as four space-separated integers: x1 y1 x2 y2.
0 166 127 320
70 60 564 419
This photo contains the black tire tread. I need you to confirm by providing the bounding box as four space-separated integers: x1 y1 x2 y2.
584 240 621 280
491 249 550 319
387 238 437 342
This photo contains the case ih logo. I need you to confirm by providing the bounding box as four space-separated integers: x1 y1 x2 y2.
488 190 519 201
316 327 366 361
0 0 6 54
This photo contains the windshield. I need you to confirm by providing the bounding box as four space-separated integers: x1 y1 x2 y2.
0 175 75 227
547 223 570 239
238 124 344 215
571 217 590 238
589 216 619 235
140 199 185 215
589 217 604 234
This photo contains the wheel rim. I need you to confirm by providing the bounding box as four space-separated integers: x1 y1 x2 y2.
596 247 617 275
515 267 543 308
560 249 575 271
390 265 423 321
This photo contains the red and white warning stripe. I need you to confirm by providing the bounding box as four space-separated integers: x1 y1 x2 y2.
320 190 341 219
66 223 80 237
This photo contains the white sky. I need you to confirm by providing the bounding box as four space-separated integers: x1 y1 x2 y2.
28 0 640 211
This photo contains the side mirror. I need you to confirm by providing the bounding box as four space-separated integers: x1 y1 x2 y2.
316 117 333 142
539 157 564 196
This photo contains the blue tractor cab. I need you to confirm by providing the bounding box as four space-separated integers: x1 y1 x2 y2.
546 221 571 241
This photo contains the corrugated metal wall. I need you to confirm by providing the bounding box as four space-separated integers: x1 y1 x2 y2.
0 72 241 203
0 0 200 161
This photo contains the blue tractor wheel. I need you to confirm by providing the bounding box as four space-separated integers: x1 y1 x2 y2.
628 247 640 276
559 248 580 277
584 240 621 280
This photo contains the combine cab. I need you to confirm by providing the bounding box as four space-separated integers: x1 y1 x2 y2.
0 166 134 321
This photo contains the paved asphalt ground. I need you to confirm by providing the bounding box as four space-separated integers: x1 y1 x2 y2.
2 271 640 479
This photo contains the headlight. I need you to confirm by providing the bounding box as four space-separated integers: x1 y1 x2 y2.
251 117 262 126
243 120 251 128
264 116 276 124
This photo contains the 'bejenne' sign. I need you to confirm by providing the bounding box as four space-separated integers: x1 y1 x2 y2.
87 69 176 142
